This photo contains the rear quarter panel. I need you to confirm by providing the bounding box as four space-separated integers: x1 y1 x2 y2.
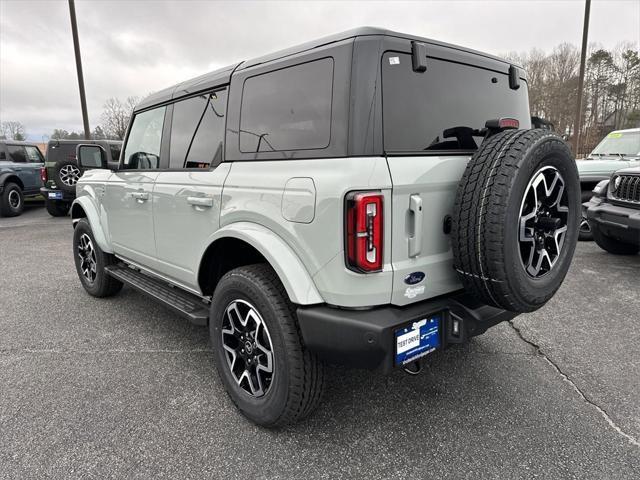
221 157 393 307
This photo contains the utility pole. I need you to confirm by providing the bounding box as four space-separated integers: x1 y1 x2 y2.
573 0 591 156
68 0 91 140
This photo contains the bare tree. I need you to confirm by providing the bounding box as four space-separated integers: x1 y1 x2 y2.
100 96 138 140
1 121 26 141
503 40 640 155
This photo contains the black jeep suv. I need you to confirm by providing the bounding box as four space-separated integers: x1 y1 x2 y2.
585 166 640 255
41 139 121 216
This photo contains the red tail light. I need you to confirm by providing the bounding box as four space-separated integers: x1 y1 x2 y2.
345 191 383 272
40 167 47 183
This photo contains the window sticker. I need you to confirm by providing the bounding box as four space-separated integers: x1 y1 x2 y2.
389 56 400 65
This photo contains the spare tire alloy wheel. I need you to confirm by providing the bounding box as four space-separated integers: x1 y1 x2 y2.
518 166 568 278
221 299 275 397
77 233 97 284
59 164 81 187
452 129 580 313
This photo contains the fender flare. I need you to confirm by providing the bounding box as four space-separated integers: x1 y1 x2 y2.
71 196 112 253
0 172 24 190
202 222 324 305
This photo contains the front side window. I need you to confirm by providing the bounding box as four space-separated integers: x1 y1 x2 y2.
123 106 166 169
382 52 530 152
169 90 226 169
240 58 334 153
7 145 27 163
24 146 44 163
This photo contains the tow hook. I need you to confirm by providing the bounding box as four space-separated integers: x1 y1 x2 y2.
403 359 423 376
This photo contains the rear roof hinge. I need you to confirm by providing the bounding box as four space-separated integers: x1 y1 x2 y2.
509 65 521 90
411 41 427 73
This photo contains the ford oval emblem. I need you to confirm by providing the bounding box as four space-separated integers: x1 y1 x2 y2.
404 271 425 285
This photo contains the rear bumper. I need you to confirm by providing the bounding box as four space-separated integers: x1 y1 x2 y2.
40 187 75 202
585 198 640 246
297 292 516 374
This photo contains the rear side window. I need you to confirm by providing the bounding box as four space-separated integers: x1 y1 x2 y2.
382 52 530 152
123 106 166 169
240 58 333 153
25 146 44 163
47 143 78 162
7 145 26 163
169 90 226 169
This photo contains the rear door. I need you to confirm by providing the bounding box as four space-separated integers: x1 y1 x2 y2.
24 145 45 191
381 47 531 306
152 89 229 289
5 145 36 191
105 105 166 268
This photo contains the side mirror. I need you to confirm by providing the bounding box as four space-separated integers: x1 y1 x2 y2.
76 144 108 169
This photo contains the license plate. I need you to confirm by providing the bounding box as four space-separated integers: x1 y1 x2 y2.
395 314 441 365
48 191 63 199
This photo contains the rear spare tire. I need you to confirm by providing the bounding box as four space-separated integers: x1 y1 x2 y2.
53 159 83 194
452 129 580 313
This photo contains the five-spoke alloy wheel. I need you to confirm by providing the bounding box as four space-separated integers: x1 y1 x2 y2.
72 218 123 297
210 264 324 427
221 299 275 397
77 233 97 284
518 166 569 278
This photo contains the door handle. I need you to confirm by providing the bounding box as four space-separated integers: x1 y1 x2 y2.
131 191 149 202
408 194 423 258
187 196 213 208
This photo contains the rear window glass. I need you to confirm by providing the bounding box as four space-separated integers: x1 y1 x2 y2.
47 143 78 162
25 146 44 163
382 52 530 152
169 90 226 169
240 57 334 153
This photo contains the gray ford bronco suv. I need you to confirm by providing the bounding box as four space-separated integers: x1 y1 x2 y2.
0 140 45 217
71 28 580 427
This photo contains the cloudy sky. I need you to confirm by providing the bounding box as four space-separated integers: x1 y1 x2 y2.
1 0 638 140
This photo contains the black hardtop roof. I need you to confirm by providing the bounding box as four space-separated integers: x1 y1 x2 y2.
47 139 122 146
135 27 520 112
0 140 40 147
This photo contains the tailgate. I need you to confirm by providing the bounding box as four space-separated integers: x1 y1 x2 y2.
386 154 470 306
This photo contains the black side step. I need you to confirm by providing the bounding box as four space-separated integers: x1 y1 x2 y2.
105 264 209 326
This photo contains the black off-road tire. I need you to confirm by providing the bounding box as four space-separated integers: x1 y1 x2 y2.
0 182 24 217
53 159 83 194
210 264 324 427
72 218 123 297
579 190 594 241
592 228 639 255
45 198 70 217
452 129 580 313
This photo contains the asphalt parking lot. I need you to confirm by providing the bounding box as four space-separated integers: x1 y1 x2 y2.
1 205 639 479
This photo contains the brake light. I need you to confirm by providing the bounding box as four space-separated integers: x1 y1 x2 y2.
498 118 519 129
345 192 383 272
40 167 47 183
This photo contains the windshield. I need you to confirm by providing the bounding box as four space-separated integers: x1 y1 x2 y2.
591 131 640 157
